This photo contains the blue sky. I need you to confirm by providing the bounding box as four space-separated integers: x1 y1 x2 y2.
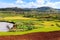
0 0 15 3
0 0 60 9
50 0 60 2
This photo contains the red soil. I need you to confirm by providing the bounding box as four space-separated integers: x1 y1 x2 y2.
0 31 60 40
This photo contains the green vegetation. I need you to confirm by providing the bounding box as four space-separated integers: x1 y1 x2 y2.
0 7 60 36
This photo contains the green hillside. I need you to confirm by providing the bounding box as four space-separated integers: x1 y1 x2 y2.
0 7 60 36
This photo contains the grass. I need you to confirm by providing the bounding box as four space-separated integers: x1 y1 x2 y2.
0 26 60 36
0 16 60 36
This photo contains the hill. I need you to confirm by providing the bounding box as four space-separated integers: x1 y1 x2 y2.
0 7 60 12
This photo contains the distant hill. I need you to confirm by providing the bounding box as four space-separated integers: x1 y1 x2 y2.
0 7 60 12
36 7 54 12
0 7 25 12
34 7 60 12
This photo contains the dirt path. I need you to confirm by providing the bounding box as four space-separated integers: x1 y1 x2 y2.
0 31 60 40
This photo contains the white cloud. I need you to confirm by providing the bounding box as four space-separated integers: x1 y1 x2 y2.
0 2 16 8
36 0 45 4
16 0 24 4
0 0 60 9
15 0 46 8
53 2 60 8
33 0 60 9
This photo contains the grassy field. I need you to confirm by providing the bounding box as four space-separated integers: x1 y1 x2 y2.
0 16 60 36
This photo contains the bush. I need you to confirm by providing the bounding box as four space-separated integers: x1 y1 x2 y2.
56 23 60 27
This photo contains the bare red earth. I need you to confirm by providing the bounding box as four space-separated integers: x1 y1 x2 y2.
0 31 60 40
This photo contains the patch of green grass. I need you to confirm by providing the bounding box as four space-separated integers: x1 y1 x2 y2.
0 25 60 36
0 16 60 36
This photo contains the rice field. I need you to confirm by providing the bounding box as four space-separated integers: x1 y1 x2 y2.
0 16 60 36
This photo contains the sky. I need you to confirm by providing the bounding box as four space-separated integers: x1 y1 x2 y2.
0 0 60 9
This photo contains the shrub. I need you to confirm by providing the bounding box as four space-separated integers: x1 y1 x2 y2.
56 23 60 27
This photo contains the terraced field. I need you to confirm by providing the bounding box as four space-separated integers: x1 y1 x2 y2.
0 16 60 36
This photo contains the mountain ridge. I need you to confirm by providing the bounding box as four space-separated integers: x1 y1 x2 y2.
0 7 60 12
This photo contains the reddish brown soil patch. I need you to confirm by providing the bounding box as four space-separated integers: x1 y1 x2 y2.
0 31 60 40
